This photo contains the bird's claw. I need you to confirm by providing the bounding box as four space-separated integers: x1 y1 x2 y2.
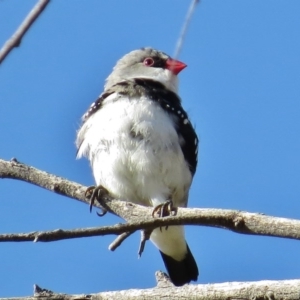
152 200 177 231
85 185 108 216
152 200 177 218
138 201 176 257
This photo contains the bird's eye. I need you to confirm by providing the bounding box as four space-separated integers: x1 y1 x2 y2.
143 57 154 67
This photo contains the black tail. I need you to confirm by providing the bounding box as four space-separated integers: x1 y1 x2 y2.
159 243 198 286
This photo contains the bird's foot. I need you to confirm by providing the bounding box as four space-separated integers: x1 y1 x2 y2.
85 185 108 216
138 202 176 257
152 200 177 218
152 200 177 231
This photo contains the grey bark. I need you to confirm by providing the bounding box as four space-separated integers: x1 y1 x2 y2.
1 277 300 300
1 158 300 244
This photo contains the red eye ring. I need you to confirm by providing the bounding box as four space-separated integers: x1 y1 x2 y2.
143 57 154 67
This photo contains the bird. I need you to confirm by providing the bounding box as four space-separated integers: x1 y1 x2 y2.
76 47 199 286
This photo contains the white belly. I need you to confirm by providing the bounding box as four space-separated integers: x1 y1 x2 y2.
77 94 192 208
77 94 192 260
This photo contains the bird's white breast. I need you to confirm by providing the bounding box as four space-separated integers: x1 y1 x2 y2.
77 93 192 208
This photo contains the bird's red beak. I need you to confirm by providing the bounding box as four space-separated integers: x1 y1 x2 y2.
165 58 187 75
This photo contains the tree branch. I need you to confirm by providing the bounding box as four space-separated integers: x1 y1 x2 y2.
1 158 300 245
173 0 200 59
0 0 50 64
1 277 300 300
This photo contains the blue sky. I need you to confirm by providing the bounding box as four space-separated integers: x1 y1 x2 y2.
1 0 300 297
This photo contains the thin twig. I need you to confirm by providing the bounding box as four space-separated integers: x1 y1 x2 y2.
0 0 50 64
138 229 152 257
108 232 133 251
173 0 200 60
1 207 300 244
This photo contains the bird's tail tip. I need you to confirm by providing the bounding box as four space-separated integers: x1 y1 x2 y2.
160 243 198 286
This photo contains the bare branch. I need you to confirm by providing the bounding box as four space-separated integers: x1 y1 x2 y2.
173 0 200 59
1 158 300 244
1 278 300 300
108 231 133 251
0 0 50 64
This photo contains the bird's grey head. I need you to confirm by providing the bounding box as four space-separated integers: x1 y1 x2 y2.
104 48 187 93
